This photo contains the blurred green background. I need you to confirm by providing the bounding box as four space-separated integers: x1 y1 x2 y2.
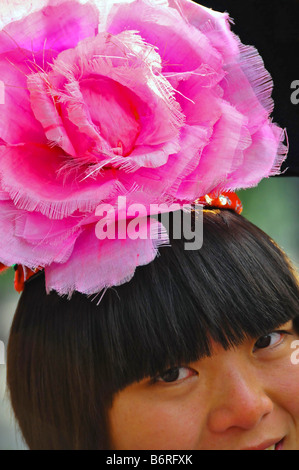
0 176 298 450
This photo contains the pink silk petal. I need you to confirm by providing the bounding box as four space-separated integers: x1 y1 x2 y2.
0 1 99 57
105 0 223 75
0 189 11 200
120 123 210 200
50 31 184 165
218 123 287 191
167 0 239 60
0 143 126 219
0 200 77 266
14 210 83 246
27 72 76 155
32 67 101 159
220 43 273 133
123 138 181 171
174 101 251 200
80 76 141 158
173 0 275 132
45 217 170 297
0 50 47 144
176 76 223 127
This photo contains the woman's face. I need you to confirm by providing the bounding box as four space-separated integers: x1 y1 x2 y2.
108 320 299 450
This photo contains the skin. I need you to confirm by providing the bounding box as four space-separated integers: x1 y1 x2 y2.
108 321 299 450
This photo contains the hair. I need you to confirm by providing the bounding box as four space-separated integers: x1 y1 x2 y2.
6 208 299 450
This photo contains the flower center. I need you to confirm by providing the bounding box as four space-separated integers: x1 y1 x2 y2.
80 76 141 157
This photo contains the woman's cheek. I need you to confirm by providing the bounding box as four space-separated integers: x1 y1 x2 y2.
272 360 299 416
109 391 204 450
258 353 299 419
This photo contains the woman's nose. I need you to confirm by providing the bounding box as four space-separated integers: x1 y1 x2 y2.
207 360 274 433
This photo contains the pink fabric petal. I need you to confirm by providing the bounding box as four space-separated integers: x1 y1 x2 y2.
168 0 239 60
0 50 46 144
0 143 126 219
80 76 141 157
0 0 99 57
27 72 77 155
49 31 184 168
0 200 77 266
218 123 287 191
105 0 223 74
0 189 10 200
172 0 275 131
120 123 211 199
174 101 252 200
28 68 100 159
220 42 273 133
45 216 170 297
175 70 224 126
14 210 83 246
123 138 181 171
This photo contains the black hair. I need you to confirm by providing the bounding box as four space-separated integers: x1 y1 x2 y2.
6 209 299 449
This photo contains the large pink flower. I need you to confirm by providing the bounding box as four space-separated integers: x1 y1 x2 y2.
0 0 287 296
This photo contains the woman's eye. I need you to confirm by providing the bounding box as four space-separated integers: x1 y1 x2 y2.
155 367 195 384
253 332 284 351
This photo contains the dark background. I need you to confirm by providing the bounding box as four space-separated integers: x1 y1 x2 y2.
198 0 299 176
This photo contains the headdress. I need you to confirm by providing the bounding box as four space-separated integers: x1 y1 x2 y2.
0 0 287 297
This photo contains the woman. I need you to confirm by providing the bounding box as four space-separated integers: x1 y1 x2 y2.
6 208 299 450
1 0 298 450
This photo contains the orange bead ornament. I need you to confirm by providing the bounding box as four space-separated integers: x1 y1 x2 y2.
194 191 243 214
